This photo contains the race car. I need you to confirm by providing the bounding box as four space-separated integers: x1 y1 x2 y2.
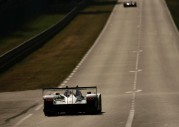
42 86 102 116
123 1 137 7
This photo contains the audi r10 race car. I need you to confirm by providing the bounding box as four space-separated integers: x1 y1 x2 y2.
42 86 102 116
123 1 137 7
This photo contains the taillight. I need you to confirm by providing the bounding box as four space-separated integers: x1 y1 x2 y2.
87 97 94 101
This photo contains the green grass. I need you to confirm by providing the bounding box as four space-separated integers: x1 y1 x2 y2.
165 0 179 30
0 14 64 55
0 0 116 92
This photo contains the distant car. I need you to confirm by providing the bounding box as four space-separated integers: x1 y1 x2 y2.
42 86 102 116
123 1 137 7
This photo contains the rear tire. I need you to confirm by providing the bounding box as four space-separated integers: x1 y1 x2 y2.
97 95 102 113
44 111 56 116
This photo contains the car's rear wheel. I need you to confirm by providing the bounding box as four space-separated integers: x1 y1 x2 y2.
98 95 102 113
44 111 57 116
90 95 102 114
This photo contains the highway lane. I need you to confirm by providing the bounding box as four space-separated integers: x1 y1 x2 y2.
134 0 179 126
1 0 179 127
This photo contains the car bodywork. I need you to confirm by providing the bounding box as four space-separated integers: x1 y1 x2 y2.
42 86 102 116
123 1 137 7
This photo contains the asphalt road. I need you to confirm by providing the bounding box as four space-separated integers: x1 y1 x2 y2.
1 0 179 127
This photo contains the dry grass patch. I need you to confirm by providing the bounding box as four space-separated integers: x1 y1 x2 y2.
0 0 116 92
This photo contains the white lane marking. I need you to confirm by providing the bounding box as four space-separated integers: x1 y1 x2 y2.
58 0 117 88
63 81 68 84
70 72 75 76
35 104 43 111
125 0 143 127
66 78 70 81
131 50 143 53
126 110 135 127
129 69 142 72
13 114 33 127
126 92 136 127
135 50 140 70
68 75 73 78
135 89 142 93
125 89 142 94
126 94 135 127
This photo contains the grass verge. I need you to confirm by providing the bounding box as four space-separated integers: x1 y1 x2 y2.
0 0 116 92
0 14 64 56
165 0 179 30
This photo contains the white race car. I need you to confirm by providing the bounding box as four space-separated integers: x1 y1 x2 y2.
43 86 102 116
123 1 137 7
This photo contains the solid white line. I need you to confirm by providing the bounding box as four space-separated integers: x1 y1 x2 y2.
13 114 33 127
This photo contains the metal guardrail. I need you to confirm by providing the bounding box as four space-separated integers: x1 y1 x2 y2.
0 0 89 73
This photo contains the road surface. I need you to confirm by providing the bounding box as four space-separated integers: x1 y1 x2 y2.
1 0 179 127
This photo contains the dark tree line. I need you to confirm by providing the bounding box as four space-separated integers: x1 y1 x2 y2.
165 0 179 30
0 0 79 36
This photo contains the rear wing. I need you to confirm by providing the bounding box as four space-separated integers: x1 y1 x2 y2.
42 86 97 96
